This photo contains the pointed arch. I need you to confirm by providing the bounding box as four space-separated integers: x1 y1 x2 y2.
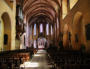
1 12 11 51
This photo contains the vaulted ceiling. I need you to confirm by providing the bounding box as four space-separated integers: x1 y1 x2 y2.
23 0 61 25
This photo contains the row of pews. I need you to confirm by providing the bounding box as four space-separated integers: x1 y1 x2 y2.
47 46 90 69
0 48 36 69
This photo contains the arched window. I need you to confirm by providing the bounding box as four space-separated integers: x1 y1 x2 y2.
51 25 53 35
57 18 59 29
46 24 49 35
40 24 43 33
34 40 37 48
34 24 36 35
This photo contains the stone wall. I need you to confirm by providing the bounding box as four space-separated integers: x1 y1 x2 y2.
62 0 90 52
0 0 16 51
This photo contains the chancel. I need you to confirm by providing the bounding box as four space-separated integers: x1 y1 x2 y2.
0 0 90 69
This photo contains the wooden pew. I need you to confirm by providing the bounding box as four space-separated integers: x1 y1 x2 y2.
47 46 90 69
0 48 35 69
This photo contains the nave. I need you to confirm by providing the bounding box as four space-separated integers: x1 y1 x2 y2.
20 50 49 69
0 46 90 69
0 0 90 69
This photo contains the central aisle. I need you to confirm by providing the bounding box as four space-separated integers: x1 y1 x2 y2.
20 50 49 69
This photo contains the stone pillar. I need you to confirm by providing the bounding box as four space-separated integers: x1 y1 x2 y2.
62 0 68 18
55 23 57 41
63 24 69 48
45 24 46 37
67 0 70 13
29 26 32 47
53 24 56 43
36 24 38 48
43 23 46 37
39 24 40 34
51 25 53 40
37 24 39 37
26 23 30 48
56 17 60 41
36 24 37 38
60 1 63 41
49 24 51 40
32 24 34 47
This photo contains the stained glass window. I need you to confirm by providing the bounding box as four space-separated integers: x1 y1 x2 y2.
40 24 43 33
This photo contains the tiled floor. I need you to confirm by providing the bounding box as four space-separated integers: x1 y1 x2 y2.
20 50 49 69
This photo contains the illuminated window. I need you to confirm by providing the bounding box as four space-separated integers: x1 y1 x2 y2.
70 0 78 9
46 24 49 35
34 24 36 35
34 40 37 48
57 18 59 29
51 25 53 35
40 24 43 33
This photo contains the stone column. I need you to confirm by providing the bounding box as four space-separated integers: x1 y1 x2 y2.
32 24 34 47
49 24 51 40
53 24 56 43
37 24 39 37
39 24 40 34
29 26 32 47
60 1 63 41
36 24 38 38
62 0 68 18
43 23 46 37
56 17 59 41
67 0 70 13
55 23 57 41
45 24 46 37
36 24 38 49
26 23 30 48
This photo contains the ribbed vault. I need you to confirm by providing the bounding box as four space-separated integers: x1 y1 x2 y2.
23 0 61 25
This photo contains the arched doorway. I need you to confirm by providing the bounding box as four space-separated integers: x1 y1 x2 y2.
2 12 11 51
73 11 83 50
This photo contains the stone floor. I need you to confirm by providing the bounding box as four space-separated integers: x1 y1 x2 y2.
20 50 50 69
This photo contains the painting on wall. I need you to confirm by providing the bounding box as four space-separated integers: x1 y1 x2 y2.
75 34 78 43
4 34 8 45
85 24 90 40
